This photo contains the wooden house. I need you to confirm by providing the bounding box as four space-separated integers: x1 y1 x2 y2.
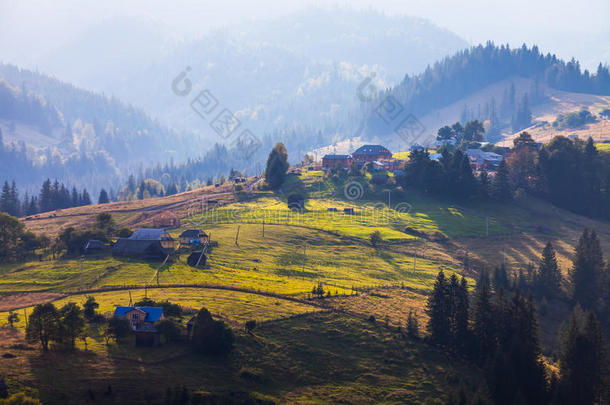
352 145 392 163
114 306 165 346
179 229 208 246
322 154 352 169
112 228 175 260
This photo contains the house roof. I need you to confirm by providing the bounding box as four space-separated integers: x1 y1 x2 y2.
112 238 167 256
352 145 391 155
129 228 174 241
114 306 164 322
180 229 207 238
85 240 104 249
322 154 351 160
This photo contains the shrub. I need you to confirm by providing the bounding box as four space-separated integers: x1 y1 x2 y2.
191 308 234 355
370 231 382 247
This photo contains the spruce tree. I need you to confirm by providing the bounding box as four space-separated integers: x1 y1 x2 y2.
0 181 10 214
571 229 605 311
560 309 608 405
98 189 110 204
80 189 92 206
478 170 490 199
39 179 53 213
473 270 495 361
492 159 512 201
537 242 562 297
426 270 451 345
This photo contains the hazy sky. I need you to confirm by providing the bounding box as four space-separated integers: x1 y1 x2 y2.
1 0 609 70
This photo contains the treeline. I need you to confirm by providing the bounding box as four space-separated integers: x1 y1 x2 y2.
367 42 610 136
0 178 92 217
426 228 610 404
0 79 61 135
405 131 610 220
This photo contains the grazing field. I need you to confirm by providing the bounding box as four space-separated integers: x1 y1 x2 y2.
0 312 480 405
187 195 510 240
0 287 322 331
596 142 610 152
0 222 462 297
328 287 431 330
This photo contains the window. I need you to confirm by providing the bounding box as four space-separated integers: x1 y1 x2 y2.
132 313 139 320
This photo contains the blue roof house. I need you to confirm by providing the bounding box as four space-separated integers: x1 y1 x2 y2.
114 306 165 346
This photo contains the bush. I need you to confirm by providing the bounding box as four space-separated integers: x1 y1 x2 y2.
552 108 597 129
191 308 234 355
116 228 132 238
105 316 131 344
156 319 181 343
370 231 382 247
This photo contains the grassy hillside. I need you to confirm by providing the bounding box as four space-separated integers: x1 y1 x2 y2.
3 168 610 403
0 311 480 404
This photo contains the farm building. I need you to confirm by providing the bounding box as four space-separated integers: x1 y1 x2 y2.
352 145 392 163
112 228 175 260
114 306 164 347
84 239 105 254
465 149 503 171
179 229 208 245
152 210 180 228
322 154 352 169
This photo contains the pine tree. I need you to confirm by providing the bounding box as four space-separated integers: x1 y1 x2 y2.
80 189 92 206
536 242 562 297
492 159 512 201
98 189 109 204
478 170 490 199
473 270 495 361
453 276 470 351
560 309 608 405
571 229 605 311
39 179 52 213
426 270 451 345
0 181 10 214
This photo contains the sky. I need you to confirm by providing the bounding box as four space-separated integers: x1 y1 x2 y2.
1 0 609 71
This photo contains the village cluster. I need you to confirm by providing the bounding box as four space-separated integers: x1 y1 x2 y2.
321 142 510 176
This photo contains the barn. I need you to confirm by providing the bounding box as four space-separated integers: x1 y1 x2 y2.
112 228 175 260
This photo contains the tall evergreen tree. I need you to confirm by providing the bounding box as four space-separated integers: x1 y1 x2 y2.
492 159 512 201
426 270 451 345
571 229 605 311
80 189 92 206
536 242 562 297
473 270 495 361
39 179 53 213
98 189 110 204
560 309 608 405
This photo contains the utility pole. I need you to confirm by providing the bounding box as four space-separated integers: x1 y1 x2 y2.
79 255 84 292
235 225 240 246
485 216 489 237
387 190 391 209
413 251 417 272
302 244 306 276
262 220 265 238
